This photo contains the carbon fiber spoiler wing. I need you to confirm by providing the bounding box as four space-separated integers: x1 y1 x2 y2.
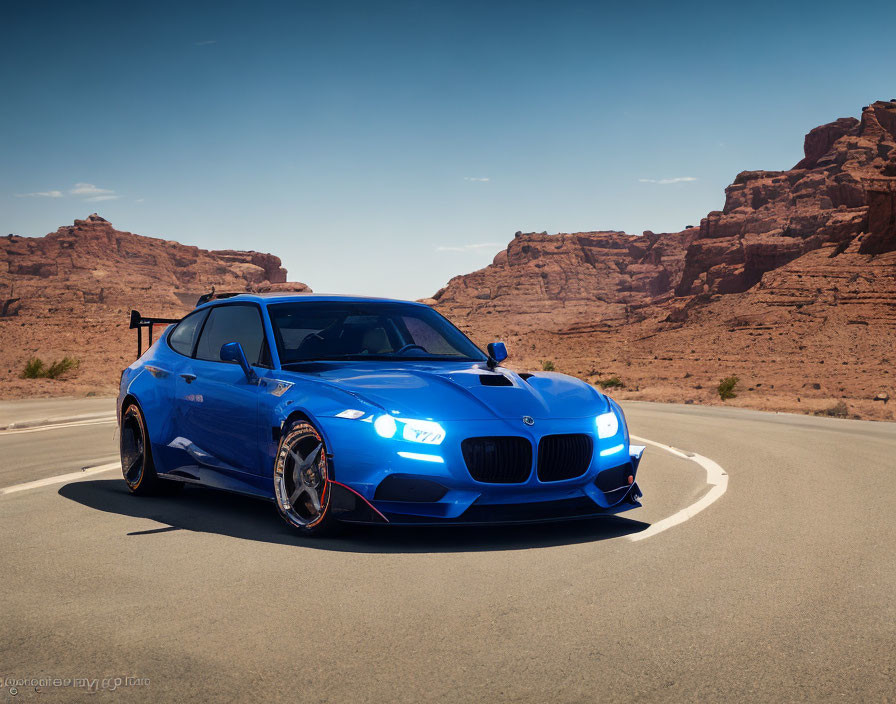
129 310 180 358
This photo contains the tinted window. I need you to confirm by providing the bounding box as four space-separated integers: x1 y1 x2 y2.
168 309 208 357
195 304 267 365
268 301 486 364
402 316 459 356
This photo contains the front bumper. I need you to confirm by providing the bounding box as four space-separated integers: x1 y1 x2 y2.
364 483 642 526
321 414 645 524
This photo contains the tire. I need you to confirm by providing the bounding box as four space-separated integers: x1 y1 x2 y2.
120 402 183 496
273 420 340 535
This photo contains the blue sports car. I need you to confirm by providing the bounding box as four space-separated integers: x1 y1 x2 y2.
118 293 644 534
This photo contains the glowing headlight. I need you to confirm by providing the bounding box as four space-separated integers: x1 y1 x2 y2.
400 419 445 445
374 414 445 444
596 411 619 439
374 414 398 438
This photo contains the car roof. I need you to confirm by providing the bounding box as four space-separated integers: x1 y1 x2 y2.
195 292 429 309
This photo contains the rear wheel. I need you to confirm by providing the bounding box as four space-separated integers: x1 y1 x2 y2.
120 402 182 495
274 420 339 535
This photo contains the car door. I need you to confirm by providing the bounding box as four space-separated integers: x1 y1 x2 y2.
151 307 209 473
174 303 269 477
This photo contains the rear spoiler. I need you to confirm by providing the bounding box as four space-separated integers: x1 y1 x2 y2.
129 310 180 358
196 291 241 306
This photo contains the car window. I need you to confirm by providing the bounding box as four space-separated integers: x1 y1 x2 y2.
195 304 267 365
268 301 486 364
401 316 458 355
167 309 208 357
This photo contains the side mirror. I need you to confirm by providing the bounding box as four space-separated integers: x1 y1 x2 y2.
220 342 259 384
487 342 508 365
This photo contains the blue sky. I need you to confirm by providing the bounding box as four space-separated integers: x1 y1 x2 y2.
3 0 895 299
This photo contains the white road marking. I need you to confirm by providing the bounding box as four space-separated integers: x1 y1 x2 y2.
628 434 728 542
0 462 120 496
0 416 117 436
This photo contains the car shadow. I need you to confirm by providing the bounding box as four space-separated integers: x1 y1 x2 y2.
58 478 650 553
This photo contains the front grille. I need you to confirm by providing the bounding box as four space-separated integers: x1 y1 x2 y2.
461 436 532 483
537 434 593 482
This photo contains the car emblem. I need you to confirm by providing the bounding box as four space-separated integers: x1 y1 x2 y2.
522 416 535 426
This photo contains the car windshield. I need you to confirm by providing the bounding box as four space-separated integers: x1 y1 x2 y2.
268 301 488 365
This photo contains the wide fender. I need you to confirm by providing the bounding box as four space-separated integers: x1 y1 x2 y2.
256 374 382 478
121 362 177 468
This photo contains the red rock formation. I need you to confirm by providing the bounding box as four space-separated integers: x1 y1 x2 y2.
860 178 896 254
432 103 896 329
431 101 896 420
430 229 696 334
5 101 896 420
676 100 896 296
0 214 309 396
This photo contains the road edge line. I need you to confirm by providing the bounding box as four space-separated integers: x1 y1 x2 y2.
628 434 728 542
0 462 120 496
0 416 117 436
0 412 117 431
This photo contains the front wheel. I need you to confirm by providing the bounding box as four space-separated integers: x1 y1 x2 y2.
273 420 340 535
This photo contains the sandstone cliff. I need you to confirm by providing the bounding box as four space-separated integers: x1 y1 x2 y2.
676 100 896 296
0 214 309 396
427 229 696 334
431 101 896 420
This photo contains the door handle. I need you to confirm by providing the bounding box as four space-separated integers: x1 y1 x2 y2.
180 373 197 384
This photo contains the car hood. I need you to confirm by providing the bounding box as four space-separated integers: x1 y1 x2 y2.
277 361 609 421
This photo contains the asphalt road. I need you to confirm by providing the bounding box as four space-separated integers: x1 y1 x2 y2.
0 399 893 702
0 423 117 487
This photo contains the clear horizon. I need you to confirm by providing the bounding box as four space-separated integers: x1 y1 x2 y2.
4 0 895 299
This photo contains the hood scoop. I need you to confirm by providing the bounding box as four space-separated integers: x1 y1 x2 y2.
479 373 514 387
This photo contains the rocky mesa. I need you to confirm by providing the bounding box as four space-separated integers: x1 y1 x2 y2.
430 100 896 420
0 214 310 396
2 102 894 419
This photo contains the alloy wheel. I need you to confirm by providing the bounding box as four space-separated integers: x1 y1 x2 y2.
275 424 330 528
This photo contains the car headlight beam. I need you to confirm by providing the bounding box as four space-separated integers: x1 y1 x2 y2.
373 414 398 438
374 414 445 444
400 419 445 444
596 411 619 439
